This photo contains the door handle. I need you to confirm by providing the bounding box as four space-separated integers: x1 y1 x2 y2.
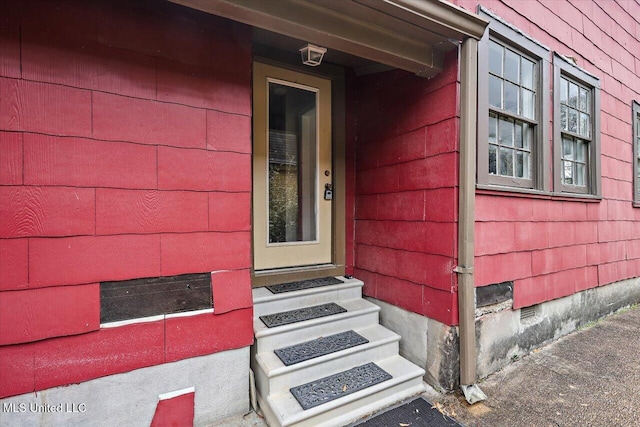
324 183 333 200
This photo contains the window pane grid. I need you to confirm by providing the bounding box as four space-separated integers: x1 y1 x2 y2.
488 40 537 121
488 111 533 179
560 76 591 139
480 19 550 192
559 73 596 192
561 136 588 187
487 39 537 183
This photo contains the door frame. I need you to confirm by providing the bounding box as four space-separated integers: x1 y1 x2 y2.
251 54 346 287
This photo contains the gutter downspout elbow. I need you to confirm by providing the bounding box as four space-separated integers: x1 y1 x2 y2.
457 37 486 405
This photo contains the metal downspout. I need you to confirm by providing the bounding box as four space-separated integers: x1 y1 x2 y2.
456 37 486 404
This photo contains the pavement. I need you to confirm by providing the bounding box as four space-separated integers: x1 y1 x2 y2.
220 304 640 426
432 304 640 427
208 411 268 426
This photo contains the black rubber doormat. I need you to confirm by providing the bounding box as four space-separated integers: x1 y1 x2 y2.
353 397 463 426
266 277 344 294
259 302 347 328
290 362 392 410
274 330 369 366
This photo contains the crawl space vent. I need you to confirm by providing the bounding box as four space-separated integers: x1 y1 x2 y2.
520 305 538 321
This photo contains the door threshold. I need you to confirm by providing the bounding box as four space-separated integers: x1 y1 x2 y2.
252 264 345 287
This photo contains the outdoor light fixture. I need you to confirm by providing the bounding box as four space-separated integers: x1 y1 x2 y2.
299 43 326 67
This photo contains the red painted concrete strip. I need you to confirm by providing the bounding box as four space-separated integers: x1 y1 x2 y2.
150 389 195 427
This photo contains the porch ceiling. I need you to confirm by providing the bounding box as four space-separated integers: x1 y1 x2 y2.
169 0 488 78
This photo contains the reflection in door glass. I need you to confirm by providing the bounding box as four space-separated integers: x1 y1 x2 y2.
268 82 317 243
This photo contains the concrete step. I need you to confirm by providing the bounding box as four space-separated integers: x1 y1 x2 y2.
253 276 364 317
253 298 380 354
254 324 400 397
260 355 426 427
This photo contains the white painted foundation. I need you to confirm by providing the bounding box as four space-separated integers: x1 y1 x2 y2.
365 297 456 391
0 346 250 427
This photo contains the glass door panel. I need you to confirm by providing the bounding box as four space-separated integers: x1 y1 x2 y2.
253 62 332 271
268 82 318 244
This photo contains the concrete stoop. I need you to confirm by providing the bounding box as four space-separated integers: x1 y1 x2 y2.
252 277 426 427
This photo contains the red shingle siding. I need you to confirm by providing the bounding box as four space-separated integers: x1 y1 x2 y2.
0 22 20 79
0 78 92 136
0 186 96 238
33 321 166 392
0 0 252 398
23 134 158 189
92 92 208 148
0 239 28 291
353 53 460 325
0 132 22 185
165 308 253 362
455 0 640 309
29 234 162 288
0 284 100 346
0 344 34 398
95 189 209 235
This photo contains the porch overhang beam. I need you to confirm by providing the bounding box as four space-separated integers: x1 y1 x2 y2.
355 0 488 41
169 0 488 78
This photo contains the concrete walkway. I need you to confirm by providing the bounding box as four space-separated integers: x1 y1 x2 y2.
433 304 640 427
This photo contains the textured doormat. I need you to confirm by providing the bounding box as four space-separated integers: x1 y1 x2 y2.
266 276 344 294
353 397 463 426
259 302 347 328
290 362 392 410
274 330 369 366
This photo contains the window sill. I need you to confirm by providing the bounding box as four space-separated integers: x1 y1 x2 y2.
549 192 602 202
476 184 549 199
476 184 602 202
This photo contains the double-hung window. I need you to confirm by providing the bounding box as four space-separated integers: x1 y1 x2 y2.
633 101 640 205
553 54 601 196
477 7 551 192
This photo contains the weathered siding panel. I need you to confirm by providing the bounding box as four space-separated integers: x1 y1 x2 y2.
0 0 253 399
353 53 460 325
455 0 640 308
